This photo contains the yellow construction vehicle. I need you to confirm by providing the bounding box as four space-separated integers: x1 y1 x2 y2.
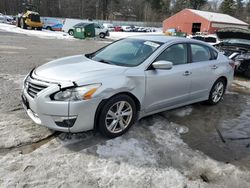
16 11 43 30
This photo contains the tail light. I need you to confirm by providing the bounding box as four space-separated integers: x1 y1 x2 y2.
229 60 235 69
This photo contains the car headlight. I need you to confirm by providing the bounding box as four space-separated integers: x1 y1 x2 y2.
53 83 101 101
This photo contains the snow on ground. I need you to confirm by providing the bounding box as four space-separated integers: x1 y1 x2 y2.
233 79 250 90
0 74 54 149
0 23 163 41
0 112 54 149
0 115 249 187
0 23 73 40
108 31 164 40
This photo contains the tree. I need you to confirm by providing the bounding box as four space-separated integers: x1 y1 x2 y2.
189 0 207 10
219 0 236 16
235 0 244 19
172 0 189 14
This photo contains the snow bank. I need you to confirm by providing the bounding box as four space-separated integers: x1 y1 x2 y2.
0 23 73 40
0 115 249 187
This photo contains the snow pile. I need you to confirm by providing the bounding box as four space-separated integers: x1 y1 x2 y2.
0 115 249 187
0 23 73 40
0 112 54 149
108 31 163 40
97 137 157 166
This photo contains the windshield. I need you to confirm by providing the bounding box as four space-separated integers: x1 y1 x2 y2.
88 38 162 67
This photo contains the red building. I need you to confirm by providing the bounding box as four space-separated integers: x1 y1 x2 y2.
163 9 249 35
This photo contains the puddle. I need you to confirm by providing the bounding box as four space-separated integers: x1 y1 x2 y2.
164 91 250 170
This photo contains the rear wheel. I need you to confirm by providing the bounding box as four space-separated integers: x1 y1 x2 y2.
207 78 226 105
98 94 137 138
20 18 27 29
46 26 52 31
99 32 105 38
37 27 42 31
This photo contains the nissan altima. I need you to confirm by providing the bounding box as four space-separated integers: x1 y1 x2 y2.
22 35 234 138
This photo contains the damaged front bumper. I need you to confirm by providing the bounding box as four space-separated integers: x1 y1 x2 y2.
22 75 101 133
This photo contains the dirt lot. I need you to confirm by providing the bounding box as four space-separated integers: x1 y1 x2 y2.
0 30 250 187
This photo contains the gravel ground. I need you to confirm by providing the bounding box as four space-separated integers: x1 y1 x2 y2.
0 30 250 187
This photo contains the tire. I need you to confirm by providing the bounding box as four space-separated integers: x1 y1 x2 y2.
98 94 138 138
68 29 74 36
207 78 226 105
244 66 250 78
20 18 27 29
46 26 52 31
99 32 105 38
16 17 21 27
37 27 42 31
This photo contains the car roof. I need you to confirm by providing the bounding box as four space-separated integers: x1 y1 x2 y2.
127 35 190 43
127 34 218 50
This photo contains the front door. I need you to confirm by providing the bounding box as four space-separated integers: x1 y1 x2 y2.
144 43 192 113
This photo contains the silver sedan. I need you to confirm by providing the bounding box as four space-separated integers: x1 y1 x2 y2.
22 35 234 138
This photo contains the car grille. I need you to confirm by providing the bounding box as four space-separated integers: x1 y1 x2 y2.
26 77 49 98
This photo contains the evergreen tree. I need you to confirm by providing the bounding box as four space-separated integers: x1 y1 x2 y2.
189 0 207 10
220 0 236 16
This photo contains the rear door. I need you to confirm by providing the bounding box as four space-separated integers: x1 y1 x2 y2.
188 43 219 100
144 43 192 113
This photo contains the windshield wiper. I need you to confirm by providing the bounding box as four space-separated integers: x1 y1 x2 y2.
98 59 113 65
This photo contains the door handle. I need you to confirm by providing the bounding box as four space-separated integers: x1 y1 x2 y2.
183 71 192 76
210 65 218 69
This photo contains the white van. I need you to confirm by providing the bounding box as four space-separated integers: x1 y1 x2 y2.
62 18 109 38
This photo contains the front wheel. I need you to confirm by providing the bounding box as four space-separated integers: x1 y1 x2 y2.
207 78 226 105
98 94 137 138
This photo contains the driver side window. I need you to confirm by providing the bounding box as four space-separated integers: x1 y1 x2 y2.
155 44 188 65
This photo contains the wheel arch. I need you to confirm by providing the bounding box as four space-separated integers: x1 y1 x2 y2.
217 76 228 88
93 92 141 132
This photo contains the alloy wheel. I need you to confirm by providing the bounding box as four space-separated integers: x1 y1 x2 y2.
212 82 224 103
105 101 133 134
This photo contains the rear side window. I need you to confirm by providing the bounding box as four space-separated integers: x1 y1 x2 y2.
210 49 218 60
155 43 188 65
191 44 211 62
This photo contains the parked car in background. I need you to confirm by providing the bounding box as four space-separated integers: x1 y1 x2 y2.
0 14 15 24
62 18 87 35
41 17 64 31
189 34 220 46
93 23 109 38
103 23 114 31
215 28 250 78
114 26 123 32
22 35 234 138
62 18 109 38
121 25 132 32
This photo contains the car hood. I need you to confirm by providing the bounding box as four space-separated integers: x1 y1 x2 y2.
216 28 250 40
34 55 127 82
216 28 250 49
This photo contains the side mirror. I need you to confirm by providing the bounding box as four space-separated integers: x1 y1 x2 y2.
152 61 173 70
